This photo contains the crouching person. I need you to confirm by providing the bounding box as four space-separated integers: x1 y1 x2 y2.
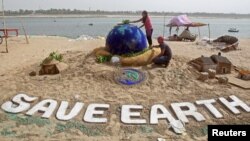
151 36 172 67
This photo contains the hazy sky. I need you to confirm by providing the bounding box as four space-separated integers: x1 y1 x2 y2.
3 0 250 14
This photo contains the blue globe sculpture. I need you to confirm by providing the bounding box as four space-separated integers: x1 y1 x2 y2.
106 24 147 55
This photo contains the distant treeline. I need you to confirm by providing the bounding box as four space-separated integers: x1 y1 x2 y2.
2 9 250 18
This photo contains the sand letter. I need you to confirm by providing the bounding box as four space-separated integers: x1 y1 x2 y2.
56 101 84 121
26 99 57 118
1 93 37 113
150 104 176 124
84 104 110 123
121 105 146 124
171 102 205 123
219 95 250 114
196 99 223 118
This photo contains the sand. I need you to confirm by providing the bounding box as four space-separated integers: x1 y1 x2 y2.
0 36 249 141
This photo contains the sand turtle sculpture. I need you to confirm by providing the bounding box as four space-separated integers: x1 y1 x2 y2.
92 24 160 86
93 24 161 66
39 52 68 75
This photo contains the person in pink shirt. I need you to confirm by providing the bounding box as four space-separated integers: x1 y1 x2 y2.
130 10 153 46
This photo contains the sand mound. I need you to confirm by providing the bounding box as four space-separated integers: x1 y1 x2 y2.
0 37 249 141
0 50 249 141
93 47 161 66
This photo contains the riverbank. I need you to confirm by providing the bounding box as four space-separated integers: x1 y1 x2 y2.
1 14 250 19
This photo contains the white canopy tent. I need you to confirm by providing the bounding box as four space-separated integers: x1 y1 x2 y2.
164 15 211 40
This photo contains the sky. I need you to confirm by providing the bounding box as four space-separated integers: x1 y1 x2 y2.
2 0 250 14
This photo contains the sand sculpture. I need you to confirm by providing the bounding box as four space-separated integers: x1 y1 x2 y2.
39 52 68 75
238 70 250 81
93 24 161 66
189 53 232 74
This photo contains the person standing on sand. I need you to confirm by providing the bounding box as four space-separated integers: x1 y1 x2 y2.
150 36 172 68
129 10 153 46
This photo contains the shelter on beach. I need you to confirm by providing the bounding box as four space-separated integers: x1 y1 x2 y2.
165 15 210 39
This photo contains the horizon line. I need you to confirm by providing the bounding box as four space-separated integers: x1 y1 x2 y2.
3 9 250 15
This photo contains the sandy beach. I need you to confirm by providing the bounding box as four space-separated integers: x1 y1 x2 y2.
0 36 249 141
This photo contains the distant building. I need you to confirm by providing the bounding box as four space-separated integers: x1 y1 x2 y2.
189 53 232 74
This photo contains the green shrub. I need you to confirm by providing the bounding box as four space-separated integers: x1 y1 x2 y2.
96 55 112 63
122 19 130 24
42 52 63 64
